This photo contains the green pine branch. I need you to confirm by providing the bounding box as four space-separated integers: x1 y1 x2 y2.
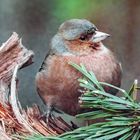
23 63 140 140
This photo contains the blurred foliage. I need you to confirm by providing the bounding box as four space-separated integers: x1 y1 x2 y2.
53 0 120 21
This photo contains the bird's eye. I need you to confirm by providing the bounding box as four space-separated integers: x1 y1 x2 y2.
79 28 96 41
80 35 86 41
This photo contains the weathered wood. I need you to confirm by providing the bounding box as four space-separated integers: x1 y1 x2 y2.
10 65 37 134
0 126 11 140
0 32 34 85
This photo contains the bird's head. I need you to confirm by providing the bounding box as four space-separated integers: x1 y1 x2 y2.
51 19 110 55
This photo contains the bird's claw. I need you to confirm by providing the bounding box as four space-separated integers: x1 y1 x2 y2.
38 106 53 125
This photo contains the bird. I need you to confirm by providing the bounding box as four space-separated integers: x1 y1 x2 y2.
36 19 122 119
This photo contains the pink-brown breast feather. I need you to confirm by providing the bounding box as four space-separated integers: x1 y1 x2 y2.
36 55 82 115
36 49 121 115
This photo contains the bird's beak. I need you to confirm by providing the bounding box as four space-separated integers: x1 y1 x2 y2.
91 31 110 43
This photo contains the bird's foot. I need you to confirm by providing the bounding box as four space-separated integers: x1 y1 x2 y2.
46 107 63 122
39 106 53 125
39 106 63 125
45 106 53 124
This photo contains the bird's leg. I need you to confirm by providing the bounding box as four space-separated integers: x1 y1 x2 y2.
46 105 53 124
39 104 53 124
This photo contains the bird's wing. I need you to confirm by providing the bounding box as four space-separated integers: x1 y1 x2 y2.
38 48 54 72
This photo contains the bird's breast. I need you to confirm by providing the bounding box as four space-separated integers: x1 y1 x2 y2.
36 48 121 115
37 48 120 95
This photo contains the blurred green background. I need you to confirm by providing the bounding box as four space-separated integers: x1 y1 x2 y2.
0 0 140 108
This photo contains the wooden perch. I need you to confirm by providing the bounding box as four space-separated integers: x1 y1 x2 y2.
0 126 11 140
0 32 34 85
0 33 74 140
10 65 37 134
